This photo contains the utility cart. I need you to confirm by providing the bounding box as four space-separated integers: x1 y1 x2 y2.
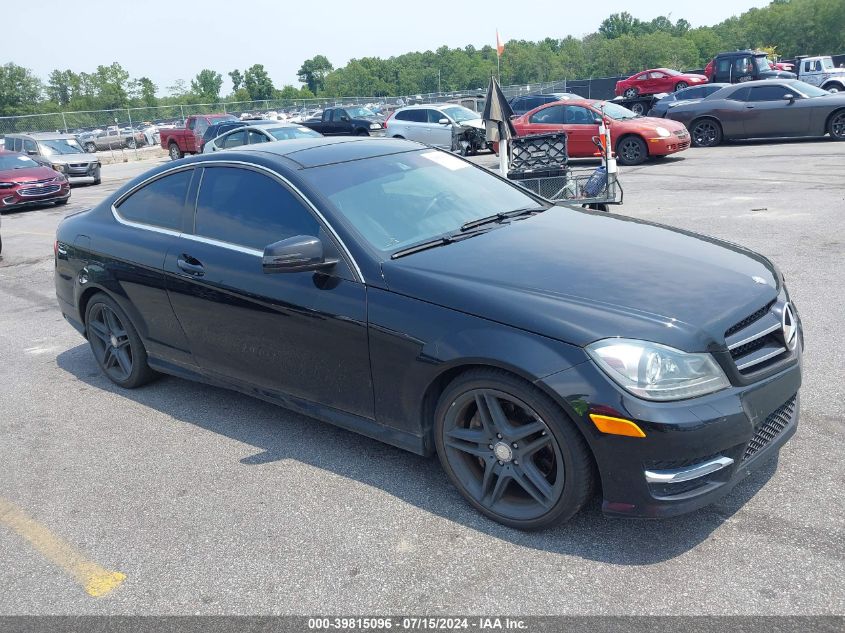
506 130 623 212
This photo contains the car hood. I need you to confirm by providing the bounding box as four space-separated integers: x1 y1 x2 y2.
380 208 779 352
44 153 97 165
0 166 62 183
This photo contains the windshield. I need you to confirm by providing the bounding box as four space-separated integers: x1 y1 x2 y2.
442 106 480 123
788 80 833 98
38 139 84 156
299 150 545 254
0 154 40 170
267 126 322 140
755 56 774 72
597 102 638 120
345 107 377 118
659 68 681 77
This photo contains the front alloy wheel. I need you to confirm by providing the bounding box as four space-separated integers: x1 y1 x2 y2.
691 119 723 147
616 136 648 165
435 370 593 529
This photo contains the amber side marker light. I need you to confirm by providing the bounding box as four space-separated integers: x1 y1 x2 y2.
589 414 646 438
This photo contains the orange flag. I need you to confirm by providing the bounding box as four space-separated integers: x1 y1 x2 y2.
496 30 504 57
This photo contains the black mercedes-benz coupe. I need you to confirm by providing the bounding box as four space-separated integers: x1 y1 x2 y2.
55 138 803 529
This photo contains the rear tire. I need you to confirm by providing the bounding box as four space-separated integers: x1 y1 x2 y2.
616 135 648 166
168 143 183 160
690 118 723 147
829 110 845 140
85 142 96 153
126 138 137 149
85 293 157 389
824 84 842 93
623 87 638 99
434 368 594 530
630 102 646 115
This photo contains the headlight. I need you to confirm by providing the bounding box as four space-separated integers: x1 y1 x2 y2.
369 123 382 129
52 163 67 173
586 338 730 401
654 126 671 138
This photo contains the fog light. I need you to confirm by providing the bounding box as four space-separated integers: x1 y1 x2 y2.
589 414 646 438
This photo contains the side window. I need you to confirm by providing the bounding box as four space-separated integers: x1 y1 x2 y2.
187 118 196 130
717 59 732 75
510 97 524 111
405 110 426 123
748 85 790 101
394 110 411 121
222 130 246 148
427 109 446 123
683 87 703 99
636 73 648 81
23 138 37 154
336 109 349 121
727 86 751 102
529 105 565 124
803 61 812 73
194 118 209 136
116 169 191 230
649 72 666 79
563 106 596 124
247 130 268 144
735 56 753 75
194 167 320 250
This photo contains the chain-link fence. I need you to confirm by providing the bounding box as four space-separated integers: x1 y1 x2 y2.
0 77 629 138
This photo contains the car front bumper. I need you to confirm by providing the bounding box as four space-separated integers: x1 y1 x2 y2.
541 348 802 518
1 184 70 208
647 132 691 155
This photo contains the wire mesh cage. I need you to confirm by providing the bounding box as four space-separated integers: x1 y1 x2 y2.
514 167 622 205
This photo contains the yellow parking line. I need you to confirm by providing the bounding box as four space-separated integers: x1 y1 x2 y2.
0 497 126 597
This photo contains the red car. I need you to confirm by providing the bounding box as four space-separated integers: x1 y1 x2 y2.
159 113 238 160
615 68 708 98
512 99 690 165
0 150 70 210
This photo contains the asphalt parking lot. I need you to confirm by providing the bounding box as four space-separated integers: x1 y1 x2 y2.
0 140 843 615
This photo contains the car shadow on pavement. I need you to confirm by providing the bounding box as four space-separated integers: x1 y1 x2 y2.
57 343 778 566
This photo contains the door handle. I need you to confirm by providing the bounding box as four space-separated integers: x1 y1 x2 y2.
746 105 755 108
177 256 205 276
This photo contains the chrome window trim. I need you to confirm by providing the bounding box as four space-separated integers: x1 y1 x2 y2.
110 159 365 283
727 322 780 350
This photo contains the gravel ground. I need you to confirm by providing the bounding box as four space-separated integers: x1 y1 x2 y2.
0 139 843 615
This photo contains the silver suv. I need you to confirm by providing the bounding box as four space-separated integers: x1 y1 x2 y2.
3 133 101 185
386 104 483 148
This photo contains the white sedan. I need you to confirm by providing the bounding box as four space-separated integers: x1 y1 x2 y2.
203 122 322 153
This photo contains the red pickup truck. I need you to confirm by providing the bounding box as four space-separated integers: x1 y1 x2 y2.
160 114 237 160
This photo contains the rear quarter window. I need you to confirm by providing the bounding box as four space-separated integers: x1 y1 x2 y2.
116 169 192 230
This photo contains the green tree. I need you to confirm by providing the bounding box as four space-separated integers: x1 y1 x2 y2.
93 62 130 109
243 64 274 101
136 77 157 107
297 55 334 93
46 70 74 107
229 69 243 92
0 63 43 115
191 69 223 102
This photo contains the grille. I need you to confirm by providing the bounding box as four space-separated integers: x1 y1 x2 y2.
743 395 797 461
726 300 775 337
646 452 723 471
19 184 60 196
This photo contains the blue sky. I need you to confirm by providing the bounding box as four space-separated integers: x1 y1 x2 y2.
9 0 770 94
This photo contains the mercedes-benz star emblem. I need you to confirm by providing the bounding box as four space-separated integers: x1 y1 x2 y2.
782 304 798 351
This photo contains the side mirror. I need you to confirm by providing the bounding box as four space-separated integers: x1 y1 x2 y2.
27 150 38 156
438 117 450 125
262 235 336 274
340 115 350 122
783 93 796 102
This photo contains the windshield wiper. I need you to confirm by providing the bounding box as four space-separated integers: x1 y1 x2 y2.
460 206 546 232
391 227 495 259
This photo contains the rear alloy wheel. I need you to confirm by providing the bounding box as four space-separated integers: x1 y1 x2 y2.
829 110 845 140
690 119 723 147
825 85 842 93
623 87 638 99
126 138 137 149
169 143 183 160
85 293 156 389
616 135 648 166
435 370 593 529
674 81 688 91
630 102 646 115
85 142 96 153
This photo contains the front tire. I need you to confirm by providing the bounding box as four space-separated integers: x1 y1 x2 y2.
54 198 69 206
674 81 688 91
168 143 183 160
616 135 648 166
623 87 638 99
828 110 845 140
85 293 157 389
85 142 96 153
434 369 594 530
126 138 137 149
690 118 723 147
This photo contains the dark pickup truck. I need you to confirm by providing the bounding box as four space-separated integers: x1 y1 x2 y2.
301 107 385 136
705 50 797 83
